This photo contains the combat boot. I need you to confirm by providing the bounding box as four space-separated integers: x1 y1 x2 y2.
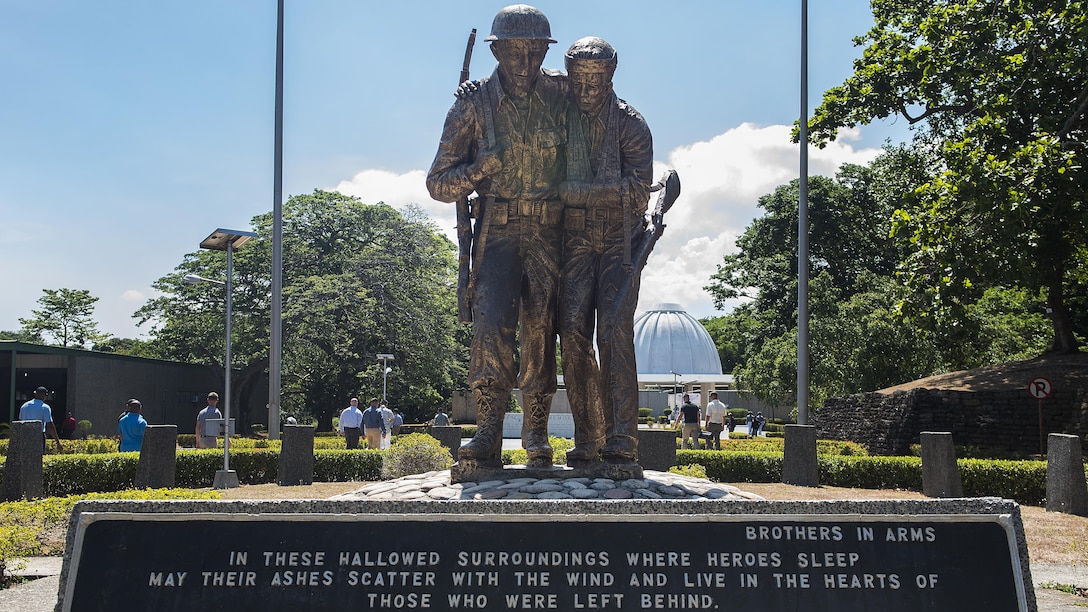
458 390 504 467
600 434 638 464
565 437 603 467
523 396 553 468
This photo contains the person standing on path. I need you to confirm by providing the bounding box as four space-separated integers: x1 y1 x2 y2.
20 386 62 451
678 394 701 450
361 398 386 450
338 398 364 450
195 392 222 449
704 392 728 450
117 399 147 452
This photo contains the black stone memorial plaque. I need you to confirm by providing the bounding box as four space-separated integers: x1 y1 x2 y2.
60 509 1029 611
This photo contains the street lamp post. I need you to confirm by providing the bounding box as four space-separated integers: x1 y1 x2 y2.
670 370 683 414
377 354 394 404
185 228 257 489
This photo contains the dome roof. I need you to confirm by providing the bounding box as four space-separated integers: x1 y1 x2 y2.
633 303 723 376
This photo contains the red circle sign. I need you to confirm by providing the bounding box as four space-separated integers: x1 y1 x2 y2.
1028 377 1052 399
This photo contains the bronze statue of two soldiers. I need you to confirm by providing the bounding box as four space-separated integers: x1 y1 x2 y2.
427 4 677 474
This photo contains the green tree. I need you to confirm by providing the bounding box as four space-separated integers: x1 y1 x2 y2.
136 190 465 429
18 288 106 348
808 0 1088 352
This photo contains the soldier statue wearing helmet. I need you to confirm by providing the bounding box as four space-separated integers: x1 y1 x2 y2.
427 4 568 470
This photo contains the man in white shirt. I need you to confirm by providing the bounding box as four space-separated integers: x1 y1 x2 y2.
379 402 395 449
704 392 729 450
338 398 364 450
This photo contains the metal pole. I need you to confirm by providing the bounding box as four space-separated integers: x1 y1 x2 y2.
224 242 233 472
268 0 284 440
8 347 16 424
382 359 388 405
797 0 811 425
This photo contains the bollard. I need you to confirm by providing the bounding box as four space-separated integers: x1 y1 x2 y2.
0 421 44 501
637 429 678 472
278 424 316 486
920 431 963 498
135 425 178 489
1046 433 1088 516
782 424 819 486
429 425 463 460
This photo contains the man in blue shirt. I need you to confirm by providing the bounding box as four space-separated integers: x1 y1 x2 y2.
361 398 386 450
338 398 364 450
118 398 148 452
19 386 62 451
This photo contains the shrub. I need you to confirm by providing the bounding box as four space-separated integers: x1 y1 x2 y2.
669 464 707 479
76 420 93 439
381 434 453 479
638 408 653 418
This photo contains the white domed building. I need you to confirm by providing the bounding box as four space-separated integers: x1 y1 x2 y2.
632 303 732 400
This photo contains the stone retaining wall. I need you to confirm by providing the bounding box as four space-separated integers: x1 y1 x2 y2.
815 387 1088 455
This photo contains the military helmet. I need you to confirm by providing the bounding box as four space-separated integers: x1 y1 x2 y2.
486 4 557 43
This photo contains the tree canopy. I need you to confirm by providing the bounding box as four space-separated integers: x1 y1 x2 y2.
808 0 1088 352
136 190 465 428
17 288 106 348
704 145 1053 411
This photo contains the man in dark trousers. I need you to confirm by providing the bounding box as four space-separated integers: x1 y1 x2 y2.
678 394 701 450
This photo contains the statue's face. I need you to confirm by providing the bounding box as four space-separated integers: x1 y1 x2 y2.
568 67 612 116
492 39 549 97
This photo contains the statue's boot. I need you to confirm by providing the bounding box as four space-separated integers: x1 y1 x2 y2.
523 398 553 468
565 437 603 467
458 390 504 468
600 434 638 464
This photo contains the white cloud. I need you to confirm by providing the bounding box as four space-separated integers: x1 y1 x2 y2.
636 123 881 319
120 289 146 302
332 168 459 240
331 123 882 321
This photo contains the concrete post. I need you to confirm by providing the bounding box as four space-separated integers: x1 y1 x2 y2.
0 421 44 501
135 425 178 489
920 431 963 498
278 424 316 486
1046 433 1088 516
429 426 462 460
782 424 819 486
637 429 678 472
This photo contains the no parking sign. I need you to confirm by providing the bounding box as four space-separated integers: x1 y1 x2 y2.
1028 376 1052 399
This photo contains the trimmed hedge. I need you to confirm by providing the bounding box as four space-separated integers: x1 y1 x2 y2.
0 446 1059 506
0 449 383 496
674 451 1058 506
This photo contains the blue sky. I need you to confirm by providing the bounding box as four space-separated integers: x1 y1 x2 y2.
0 1 912 339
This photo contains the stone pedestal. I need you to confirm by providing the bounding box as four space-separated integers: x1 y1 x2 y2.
450 461 643 484
0 421 44 501
782 424 819 486
429 426 462 460
637 428 677 472
1046 433 1088 516
920 431 962 498
135 425 177 489
278 425 316 486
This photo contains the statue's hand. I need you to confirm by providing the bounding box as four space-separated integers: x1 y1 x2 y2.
559 180 591 205
455 79 482 100
470 142 503 181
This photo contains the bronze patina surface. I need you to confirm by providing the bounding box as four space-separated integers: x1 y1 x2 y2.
429 6 678 481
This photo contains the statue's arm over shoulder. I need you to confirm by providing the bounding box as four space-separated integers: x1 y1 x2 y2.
589 104 653 208
426 98 482 203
